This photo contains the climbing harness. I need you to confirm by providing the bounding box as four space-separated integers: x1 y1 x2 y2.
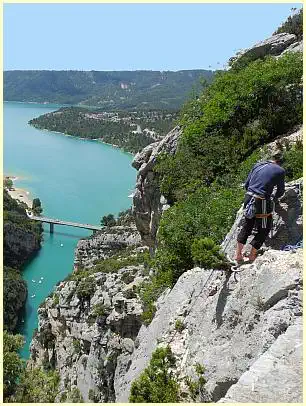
244 196 256 219
255 213 273 218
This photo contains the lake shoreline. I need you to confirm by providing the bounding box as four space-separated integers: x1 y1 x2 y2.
31 125 135 156
5 101 136 358
5 175 33 208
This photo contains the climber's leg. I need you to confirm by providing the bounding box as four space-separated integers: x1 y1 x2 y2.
249 216 272 259
235 242 244 262
236 217 255 261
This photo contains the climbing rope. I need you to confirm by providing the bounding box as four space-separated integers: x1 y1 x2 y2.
281 240 303 251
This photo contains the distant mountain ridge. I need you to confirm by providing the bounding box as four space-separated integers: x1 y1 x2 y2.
4 69 214 110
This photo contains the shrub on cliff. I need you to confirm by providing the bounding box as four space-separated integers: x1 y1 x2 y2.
283 140 303 181
274 8 303 40
76 278 96 302
4 177 13 189
32 198 43 215
156 52 302 201
3 331 25 400
191 238 229 269
156 185 244 277
129 346 179 403
101 213 116 227
14 368 60 403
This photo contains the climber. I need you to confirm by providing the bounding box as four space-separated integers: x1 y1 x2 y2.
235 151 285 263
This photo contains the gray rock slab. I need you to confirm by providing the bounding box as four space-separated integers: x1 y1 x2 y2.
218 321 303 403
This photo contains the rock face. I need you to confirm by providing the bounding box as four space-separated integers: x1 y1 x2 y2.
29 225 148 402
116 248 303 402
280 40 303 56
218 320 303 403
232 33 297 64
267 125 302 155
75 225 142 269
132 126 182 249
3 222 41 268
30 265 146 402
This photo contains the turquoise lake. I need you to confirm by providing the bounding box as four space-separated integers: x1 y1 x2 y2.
4 101 136 358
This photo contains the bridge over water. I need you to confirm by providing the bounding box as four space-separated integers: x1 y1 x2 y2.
30 215 102 233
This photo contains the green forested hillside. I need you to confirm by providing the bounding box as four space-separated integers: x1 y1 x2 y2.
4 70 214 110
29 108 178 153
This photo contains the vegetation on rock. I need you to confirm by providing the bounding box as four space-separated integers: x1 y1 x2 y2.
3 331 25 399
139 50 302 324
129 346 180 403
283 139 303 181
32 197 43 215
274 8 303 40
3 189 42 268
13 368 60 403
101 213 117 227
101 208 135 227
3 330 60 402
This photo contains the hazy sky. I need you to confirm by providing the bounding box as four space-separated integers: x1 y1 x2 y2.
4 3 303 71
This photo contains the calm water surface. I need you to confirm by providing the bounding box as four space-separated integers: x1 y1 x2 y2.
4 102 136 358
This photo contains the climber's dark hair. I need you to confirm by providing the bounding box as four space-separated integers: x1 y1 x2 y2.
271 151 284 165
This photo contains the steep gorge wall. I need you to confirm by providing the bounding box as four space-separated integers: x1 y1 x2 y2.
28 29 303 403
3 222 41 268
116 180 303 402
29 180 303 402
132 125 181 249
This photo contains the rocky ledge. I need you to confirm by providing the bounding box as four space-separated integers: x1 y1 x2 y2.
74 225 142 269
230 32 302 66
132 125 181 249
116 247 303 402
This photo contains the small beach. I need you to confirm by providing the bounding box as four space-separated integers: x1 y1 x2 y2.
5 176 33 208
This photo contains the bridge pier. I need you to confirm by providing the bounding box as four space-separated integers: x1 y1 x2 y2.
50 223 54 234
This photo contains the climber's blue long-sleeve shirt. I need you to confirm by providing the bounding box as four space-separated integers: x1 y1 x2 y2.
245 161 285 199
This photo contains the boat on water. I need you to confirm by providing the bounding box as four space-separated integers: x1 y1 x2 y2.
128 189 135 198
